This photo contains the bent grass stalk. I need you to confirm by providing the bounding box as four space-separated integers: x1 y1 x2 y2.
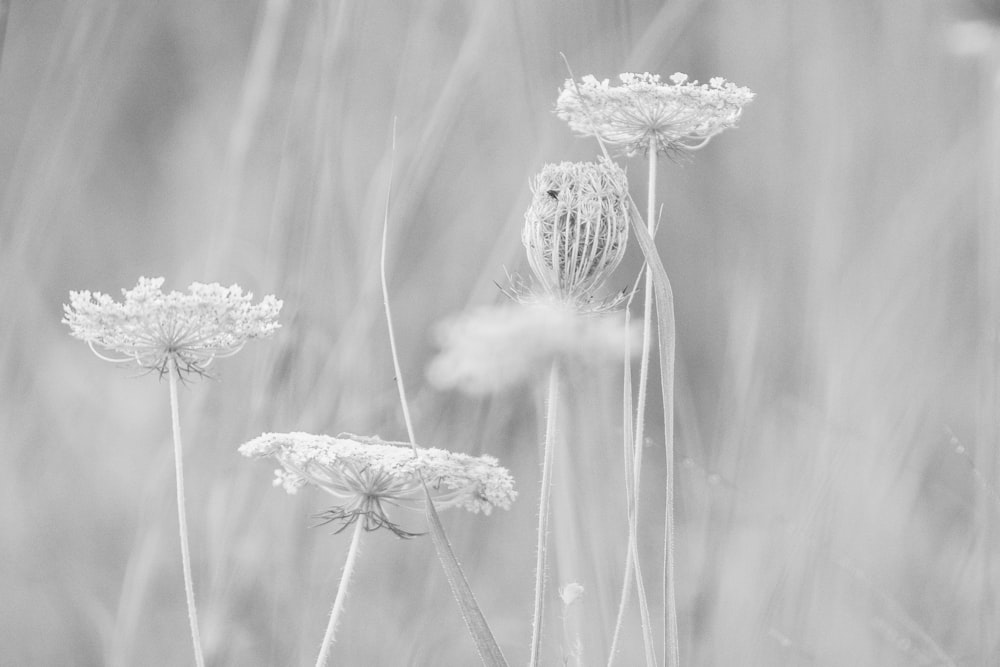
607 306 635 664
315 520 364 667
529 362 560 667
626 197 679 667
608 279 655 666
379 121 508 667
167 358 207 667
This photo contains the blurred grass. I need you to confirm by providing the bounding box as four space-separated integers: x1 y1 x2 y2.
0 0 995 665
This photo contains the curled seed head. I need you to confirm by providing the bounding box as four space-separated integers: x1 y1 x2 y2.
522 159 630 306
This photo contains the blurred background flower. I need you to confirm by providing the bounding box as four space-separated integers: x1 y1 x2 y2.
428 301 636 394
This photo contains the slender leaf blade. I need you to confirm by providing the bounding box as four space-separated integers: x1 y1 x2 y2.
422 489 510 667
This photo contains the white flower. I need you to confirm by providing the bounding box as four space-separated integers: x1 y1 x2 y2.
63 276 282 378
556 72 754 156
240 432 517 538
521 160 630 307
427 299 637 395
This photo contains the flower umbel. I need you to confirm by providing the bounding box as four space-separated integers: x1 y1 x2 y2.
521 159 630 308
556 72 755 156
240 432 517 538
63 276 282 378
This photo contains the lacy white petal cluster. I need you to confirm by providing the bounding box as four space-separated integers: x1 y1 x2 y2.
522 160 630 306
63 276 282 378
556 72 754 156
428 299 638 395
240 432 516 537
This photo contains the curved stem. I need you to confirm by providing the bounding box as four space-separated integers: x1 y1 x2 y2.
607 539 634 666
609 300 641 665
662 316 679 667
529 363 561 667
167 358 206 667
315 520 364 667
379 120 507 666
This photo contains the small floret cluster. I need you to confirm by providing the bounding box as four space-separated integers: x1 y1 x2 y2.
63 276 282 378
240 432 517 537
556 72 754 156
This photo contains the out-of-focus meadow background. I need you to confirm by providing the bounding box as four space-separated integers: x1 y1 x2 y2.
2 1 998 665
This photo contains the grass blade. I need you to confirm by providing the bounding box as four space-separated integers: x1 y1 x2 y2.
421 497 509 667
627 202 679 667
379 119 509 667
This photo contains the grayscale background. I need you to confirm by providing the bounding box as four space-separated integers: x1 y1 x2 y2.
0 1 996 665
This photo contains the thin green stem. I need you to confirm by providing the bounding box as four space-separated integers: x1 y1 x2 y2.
607 540 635 666
167 359 206 667
315 520 364 667
379 134 417 449
609 298 643 666
650 141 680 667
628 144 660 667
529 363 561 667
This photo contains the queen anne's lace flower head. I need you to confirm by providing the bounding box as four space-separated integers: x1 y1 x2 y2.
521 160 630 309
427 299 638 395
240 432 516 538
556 72 755 156
63 276 282 379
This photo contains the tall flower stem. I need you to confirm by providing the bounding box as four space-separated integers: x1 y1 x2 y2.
167 358 206 667
529 362 561 667
315 520 364 667
648 140 681 667
629 139 662 667
609 297 655 666
632 137 680 667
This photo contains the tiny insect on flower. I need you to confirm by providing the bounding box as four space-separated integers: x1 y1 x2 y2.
520 159 630 309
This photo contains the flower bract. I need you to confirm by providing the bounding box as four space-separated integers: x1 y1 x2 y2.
240 432 516 538
556 72 754 156
63 276 282 379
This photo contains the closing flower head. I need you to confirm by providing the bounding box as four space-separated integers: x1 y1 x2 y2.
520 159 630 309
240 432 516 538
556 72 754 156
63 276 282 379
428 159 637 395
